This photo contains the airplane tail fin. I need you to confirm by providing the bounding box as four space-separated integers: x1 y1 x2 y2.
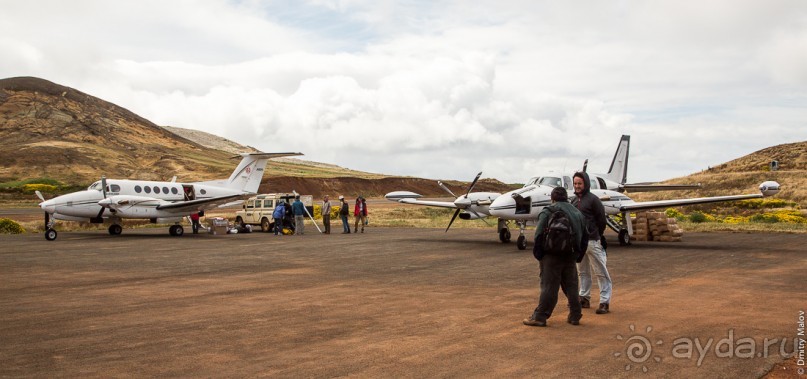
605 135 630 184
211 152 303 194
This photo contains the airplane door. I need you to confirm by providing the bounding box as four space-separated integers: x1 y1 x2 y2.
515 196 531 215
182 185 195 201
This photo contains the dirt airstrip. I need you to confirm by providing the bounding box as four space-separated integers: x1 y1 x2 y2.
0 228 804 378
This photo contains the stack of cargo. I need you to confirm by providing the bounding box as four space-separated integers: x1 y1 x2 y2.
631 211 684 242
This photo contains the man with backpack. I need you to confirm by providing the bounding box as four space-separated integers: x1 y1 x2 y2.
523 186 588 327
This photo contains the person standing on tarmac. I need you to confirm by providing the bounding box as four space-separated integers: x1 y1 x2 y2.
272 201 285 236
523 186 588 327
322 195 332 234
339 196 350 234
572 171 612 315
292 196 306 235
353 196 368 233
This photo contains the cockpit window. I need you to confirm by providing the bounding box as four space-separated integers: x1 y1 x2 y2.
563 176 572 190
89 181 102 191
524 177 540 187
538 177 563 188
589 178 600 189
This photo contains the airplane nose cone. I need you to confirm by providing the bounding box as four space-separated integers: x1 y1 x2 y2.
488 196 514 217
40 199 56 214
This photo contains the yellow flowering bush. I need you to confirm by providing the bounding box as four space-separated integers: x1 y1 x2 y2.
22 184 58 194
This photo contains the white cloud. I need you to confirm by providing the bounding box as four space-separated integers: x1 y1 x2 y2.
2 0 807 183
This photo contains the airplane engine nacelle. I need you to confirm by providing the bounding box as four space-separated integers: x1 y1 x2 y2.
458 212 484 220
759 181 781 197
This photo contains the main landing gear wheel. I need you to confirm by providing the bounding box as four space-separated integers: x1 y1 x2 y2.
516 235 527 250
618 229 631 246
499 228 511 243
169 225 184 236
45 228 57 241
261 218 271 232
108 224 123 235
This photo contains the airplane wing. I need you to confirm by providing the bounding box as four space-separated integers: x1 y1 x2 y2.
621 183 702 192
397 198 459 209
618 194 762 212
156 194 245 213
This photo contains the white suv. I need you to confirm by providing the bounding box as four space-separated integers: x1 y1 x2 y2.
234 193 312 232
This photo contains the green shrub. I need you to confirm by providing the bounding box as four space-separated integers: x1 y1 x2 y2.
689 211 707 223
0 218 25 234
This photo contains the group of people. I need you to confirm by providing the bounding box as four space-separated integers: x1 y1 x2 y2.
272 195 369 236
323 195 368 234
523 171 613 327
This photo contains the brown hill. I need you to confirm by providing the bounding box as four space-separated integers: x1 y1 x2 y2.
631 141 807 208
0 76 513 197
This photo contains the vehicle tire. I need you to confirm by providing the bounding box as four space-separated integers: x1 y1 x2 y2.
516 235 527 250
618 229 631 246
45 228 57 241
499 228 511 243
261 218 271 232
108 224 122 235
235 216 245 228
174 225 184 237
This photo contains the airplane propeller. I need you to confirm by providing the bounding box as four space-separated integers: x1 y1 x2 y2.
444 172 486 232
95 176 109 220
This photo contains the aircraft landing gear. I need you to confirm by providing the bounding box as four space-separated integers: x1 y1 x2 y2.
44 212 57 241
618 229 631 246
169 224 184 237
499 227 511 243
108 224 123 235
515 221 528 250
516 235 527 250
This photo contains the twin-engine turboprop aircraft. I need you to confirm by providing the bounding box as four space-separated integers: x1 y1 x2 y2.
386 135 781 249
37 152 302 240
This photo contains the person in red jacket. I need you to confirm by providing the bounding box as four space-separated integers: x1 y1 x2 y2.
353 196 368 233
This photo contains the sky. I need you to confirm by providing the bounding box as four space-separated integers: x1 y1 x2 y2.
2 0 806 184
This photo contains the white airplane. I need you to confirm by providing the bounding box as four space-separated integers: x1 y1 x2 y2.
36 152 302 240
386 135 781 249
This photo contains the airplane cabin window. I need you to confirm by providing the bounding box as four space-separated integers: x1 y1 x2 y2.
153 186 160 194
200 189 207 195
135 185 142 193
171 188 178 195
144 186 151 194
111 184 120 192
162 187 169 194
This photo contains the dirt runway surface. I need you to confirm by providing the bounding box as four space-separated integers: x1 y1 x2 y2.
1 228 804 377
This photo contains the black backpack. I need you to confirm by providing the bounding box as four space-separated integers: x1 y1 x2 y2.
542 210 576 255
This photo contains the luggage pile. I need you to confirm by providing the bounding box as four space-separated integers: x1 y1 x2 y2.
631 211 684 242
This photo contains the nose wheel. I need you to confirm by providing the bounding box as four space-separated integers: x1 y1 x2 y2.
516 235 527 250
44 212 57 241
499 227 511 243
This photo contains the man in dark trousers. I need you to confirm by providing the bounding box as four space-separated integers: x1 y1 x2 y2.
523 187 588 327
572 171 613 314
